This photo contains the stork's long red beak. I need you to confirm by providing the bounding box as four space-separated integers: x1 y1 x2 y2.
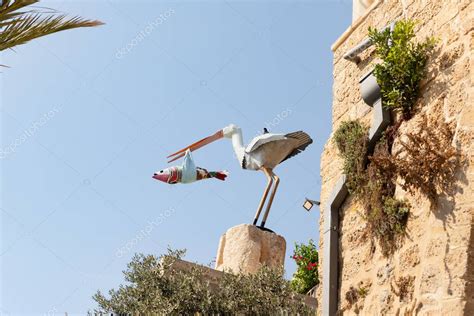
167 130 224 163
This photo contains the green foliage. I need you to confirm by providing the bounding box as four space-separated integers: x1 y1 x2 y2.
93 249 313 315
333 120 369 196
334 123 410 255
369 20 436 118
374 196 410 245
0 0 103 51
357 285 369 298
290 240 319 294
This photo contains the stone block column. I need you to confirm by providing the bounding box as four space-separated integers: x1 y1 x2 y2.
215 224 286 274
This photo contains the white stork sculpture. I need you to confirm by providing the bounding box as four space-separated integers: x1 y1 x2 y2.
167 124 313 229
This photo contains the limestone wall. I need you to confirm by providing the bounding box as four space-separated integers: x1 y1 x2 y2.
318 0 473 314
352 0 376 21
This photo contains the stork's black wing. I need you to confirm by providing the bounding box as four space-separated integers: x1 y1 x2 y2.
280 131 313 163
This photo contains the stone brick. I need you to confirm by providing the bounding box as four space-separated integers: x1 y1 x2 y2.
440 299 466 315
421 265 442 294
460 98 474 128
376 263 394 286
444 81 469 120
399 244 420 270
426 237 445 257
459 1 474 35
439 43 465 71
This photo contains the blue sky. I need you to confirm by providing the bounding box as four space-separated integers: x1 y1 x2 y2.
1 0 351 314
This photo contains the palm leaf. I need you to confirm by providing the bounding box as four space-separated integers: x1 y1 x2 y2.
0 0 103 51
0 0 40 24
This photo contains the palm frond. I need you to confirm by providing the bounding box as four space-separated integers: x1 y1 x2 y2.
0 0 39 23
0 0 103 51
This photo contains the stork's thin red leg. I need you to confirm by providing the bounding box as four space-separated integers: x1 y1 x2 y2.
253 167 273 226
260 171 279 228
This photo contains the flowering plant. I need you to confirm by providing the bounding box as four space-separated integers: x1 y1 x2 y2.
290 239 319 294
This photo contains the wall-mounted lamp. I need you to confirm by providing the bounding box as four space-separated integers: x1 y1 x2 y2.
303 198 320 212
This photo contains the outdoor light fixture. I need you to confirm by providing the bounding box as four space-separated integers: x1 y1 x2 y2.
303 198 320 212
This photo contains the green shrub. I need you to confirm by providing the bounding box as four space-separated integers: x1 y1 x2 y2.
333 120 369 197
93 249 313 315
369 20 436 119
381 197 410 234
290 240 319 294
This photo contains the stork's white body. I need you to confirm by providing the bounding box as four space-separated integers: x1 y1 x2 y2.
224 125 311 171
167 124 313 228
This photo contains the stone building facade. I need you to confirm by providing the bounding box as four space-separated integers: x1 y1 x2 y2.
318 0 473 314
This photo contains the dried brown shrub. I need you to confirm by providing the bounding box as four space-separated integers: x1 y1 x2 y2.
371 116 460 203
345 282 370 312
345 286 359 306
359 139 409 255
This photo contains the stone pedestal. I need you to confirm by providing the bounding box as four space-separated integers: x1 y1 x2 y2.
215 224 286 274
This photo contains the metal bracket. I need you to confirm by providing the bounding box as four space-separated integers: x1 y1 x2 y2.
343 22 395 63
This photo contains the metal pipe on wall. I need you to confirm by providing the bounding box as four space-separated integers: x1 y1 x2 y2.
343 22 395 63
